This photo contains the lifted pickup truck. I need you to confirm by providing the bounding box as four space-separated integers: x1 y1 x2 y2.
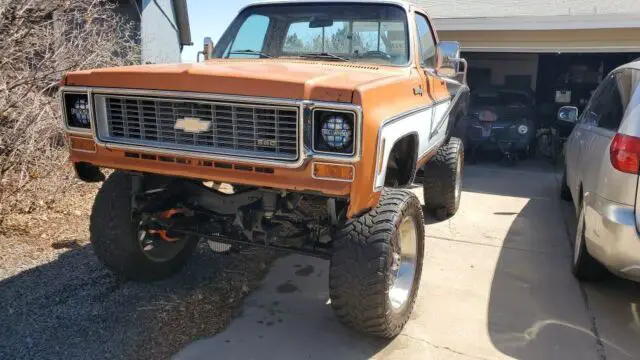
60 0 468 337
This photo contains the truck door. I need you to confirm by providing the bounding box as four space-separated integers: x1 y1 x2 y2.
413 12 439 156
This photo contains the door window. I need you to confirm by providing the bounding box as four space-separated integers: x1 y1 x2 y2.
414 13 436 69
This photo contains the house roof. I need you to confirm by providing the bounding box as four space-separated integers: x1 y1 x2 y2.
415 0 640 19
414 0 640 30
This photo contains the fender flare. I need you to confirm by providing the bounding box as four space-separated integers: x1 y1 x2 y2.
431 85 470 141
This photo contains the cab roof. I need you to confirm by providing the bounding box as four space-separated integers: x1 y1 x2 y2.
243 0 416 12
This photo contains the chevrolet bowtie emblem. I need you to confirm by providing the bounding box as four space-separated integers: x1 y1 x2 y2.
174 117 211 134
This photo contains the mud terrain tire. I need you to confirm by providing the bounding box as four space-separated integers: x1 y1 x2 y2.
90 171 198 281
422 137 464 220
329 189 425 338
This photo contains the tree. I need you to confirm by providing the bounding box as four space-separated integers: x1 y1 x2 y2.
284 33 304 52
327 24 364 54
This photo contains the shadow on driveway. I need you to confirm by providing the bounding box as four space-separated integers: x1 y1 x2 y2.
463 162 640 359
173 255 390 360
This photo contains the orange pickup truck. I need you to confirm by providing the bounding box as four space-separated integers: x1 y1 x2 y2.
60 0 468 337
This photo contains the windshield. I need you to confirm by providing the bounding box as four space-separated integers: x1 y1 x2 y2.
214 4 411 66
471 91 531 107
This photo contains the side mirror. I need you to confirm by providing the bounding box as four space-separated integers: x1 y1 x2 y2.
436 41 467 84
198 37 215 62
558 106 579 123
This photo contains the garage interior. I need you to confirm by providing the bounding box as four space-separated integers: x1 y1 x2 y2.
464 51 640 129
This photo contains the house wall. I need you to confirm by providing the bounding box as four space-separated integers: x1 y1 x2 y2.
141 0 182 64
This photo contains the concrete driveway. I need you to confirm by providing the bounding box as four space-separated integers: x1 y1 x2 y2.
174 162 640 360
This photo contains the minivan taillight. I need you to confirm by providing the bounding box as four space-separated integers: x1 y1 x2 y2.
610 133 640 174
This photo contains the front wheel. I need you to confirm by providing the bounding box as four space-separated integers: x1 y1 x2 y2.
329 189 425 338
90 172 199 281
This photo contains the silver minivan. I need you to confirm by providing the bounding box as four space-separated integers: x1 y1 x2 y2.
560 60 640 282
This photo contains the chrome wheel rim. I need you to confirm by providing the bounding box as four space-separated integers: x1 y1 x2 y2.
389 216 418 311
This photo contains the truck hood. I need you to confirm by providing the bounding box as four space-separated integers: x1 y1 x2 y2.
63 59 409 103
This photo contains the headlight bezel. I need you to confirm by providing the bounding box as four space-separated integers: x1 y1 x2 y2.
63 92 92 132
312 109 357 156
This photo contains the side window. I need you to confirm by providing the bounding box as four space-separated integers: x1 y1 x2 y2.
598 73 627 131
224 15 270 58
580 77 614 126
414 14 436 69
581 73 628 131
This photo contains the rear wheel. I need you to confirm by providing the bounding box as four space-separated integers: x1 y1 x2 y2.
572 201 608 281
329 189 424 338
90 172 199 281
423 137 464 220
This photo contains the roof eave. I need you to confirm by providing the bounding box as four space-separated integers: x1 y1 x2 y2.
433 14 640 31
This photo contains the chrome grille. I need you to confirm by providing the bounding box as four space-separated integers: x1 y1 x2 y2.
98 96 299 160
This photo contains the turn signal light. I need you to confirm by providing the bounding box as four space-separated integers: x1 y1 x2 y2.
313 163 354 181
610 133 640 174
69 136 97 153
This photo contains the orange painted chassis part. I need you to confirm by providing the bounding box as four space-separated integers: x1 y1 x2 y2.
148 208 188 242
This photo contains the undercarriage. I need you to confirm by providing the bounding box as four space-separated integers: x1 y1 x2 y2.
87 139 463 339
130 173 347 259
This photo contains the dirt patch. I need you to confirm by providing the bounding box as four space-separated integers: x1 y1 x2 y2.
0 181 280 360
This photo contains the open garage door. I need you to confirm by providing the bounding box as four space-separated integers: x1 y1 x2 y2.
437 28 640 53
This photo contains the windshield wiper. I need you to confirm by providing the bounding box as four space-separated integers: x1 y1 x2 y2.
298 52 349 62
228 50 272 58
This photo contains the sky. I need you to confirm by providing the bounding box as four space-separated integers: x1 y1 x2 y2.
181 1 254 63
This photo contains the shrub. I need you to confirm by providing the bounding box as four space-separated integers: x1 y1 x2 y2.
0 0 140 225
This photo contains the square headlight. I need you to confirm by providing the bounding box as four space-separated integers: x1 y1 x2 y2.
313 110 356 155
64 93 91 129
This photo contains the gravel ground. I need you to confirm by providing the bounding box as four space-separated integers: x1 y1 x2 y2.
0 184 278 360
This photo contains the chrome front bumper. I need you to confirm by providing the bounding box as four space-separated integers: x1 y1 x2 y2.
584 193 640 281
